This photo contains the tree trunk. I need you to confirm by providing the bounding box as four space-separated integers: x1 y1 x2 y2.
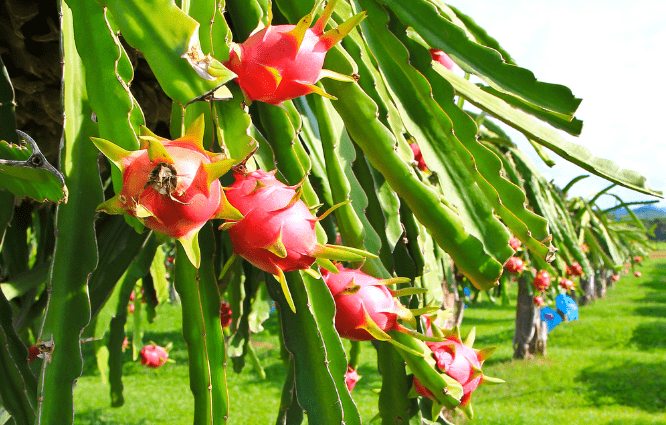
528 317 548 357
607 271 615 289
441 277 464 330
595 269 607 299
513 273 544 359
579 273 596 306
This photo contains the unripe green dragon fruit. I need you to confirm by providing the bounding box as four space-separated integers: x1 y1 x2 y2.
225 0 365 105
221 169 375 312
91 115 240 267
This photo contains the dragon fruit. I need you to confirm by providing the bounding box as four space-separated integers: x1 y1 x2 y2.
412 376 436 399
509 236 522 251
220 300 233 329
429 50 456 71
566 262 583 277
225 0 365 105
533 295 545 307
533 270 551 292
321 264 434 345
91 115 240 267
28 345 41 363
559 278 574 291
410 143 428 171
345 366 360 392
504 257 524 274
140 344 168 368
222 169 374 312
413 329 500 417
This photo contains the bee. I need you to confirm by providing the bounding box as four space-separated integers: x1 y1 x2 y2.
144 163 191 205
145 163 178 196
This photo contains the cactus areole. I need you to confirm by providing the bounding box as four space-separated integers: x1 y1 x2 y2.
91 115 240 267
225 0 365 105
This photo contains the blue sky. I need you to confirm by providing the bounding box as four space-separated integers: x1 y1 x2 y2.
443 0 666 209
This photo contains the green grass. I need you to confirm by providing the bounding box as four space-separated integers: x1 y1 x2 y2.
74 254 666 424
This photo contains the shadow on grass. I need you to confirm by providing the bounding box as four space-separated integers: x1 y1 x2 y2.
75 409 149 425
630 322 666 351
633 304 666 318
604 420 666 425
638 279 666 293
576 361 666 413
471 328 514 349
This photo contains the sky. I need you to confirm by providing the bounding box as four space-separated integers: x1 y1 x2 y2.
442 0 666 210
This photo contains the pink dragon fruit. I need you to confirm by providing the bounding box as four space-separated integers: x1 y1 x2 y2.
140 344 168 368
504 257 524 274
413 376 436 399
222 169 374 312
220 300 233 329
566 262 583 277
559 278 574 291
533 296 545 307
322 265 416 341
429 50 456 71
409 143 428 171
509 236 522 251
91 115 240 267
533 270 551 292
225 0 365 105
345 366 360 392
413 330 498 413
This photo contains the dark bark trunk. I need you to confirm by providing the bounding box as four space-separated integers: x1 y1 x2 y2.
595 269 607 299
579 273 596 306
441 277 464 330
513 273 545 359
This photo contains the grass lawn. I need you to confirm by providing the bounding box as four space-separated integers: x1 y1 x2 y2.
74 253 666 424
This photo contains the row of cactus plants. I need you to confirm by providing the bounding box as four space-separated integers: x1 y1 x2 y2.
0 0 660 424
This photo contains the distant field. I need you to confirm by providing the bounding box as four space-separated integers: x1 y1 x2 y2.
74 255 666 425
